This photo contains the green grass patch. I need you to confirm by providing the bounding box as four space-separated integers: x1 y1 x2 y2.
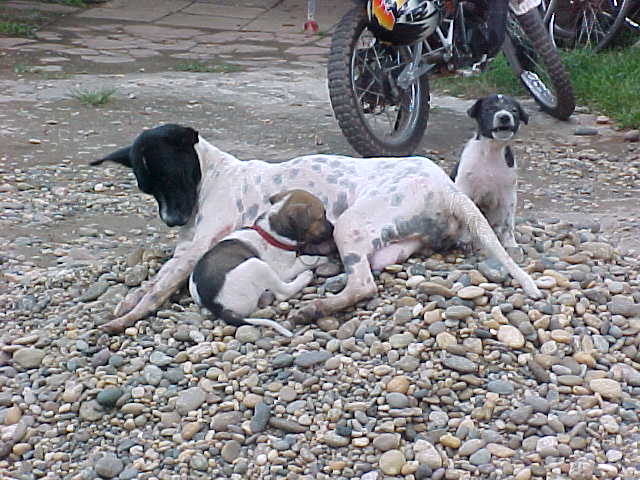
69 87 117 107
174 60 245 73
58 0 87 6
0 20 36 37
432 47 640 129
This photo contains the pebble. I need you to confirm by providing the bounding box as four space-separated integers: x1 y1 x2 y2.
12 348 45 369
175 387 206 415
589 378 622 399
497 325 525 348
443 355 477 373
94 453 124 479
373 433 400 451
379 449 406 475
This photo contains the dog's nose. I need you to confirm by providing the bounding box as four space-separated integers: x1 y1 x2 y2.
497 113 512 125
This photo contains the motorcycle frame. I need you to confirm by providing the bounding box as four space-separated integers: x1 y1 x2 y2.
395 0 542 90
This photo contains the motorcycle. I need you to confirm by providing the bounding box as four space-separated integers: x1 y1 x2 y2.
327 0 575 157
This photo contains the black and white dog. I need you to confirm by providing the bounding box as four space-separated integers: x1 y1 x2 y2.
91 123 541 333
450 94 529 248
189 189 334 337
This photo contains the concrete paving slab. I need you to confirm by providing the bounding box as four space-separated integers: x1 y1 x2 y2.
156 13 249 30
182 4 267 19
4 0 78 13
77 0 191 22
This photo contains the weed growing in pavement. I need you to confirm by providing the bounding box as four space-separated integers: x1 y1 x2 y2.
69 87 117 107
175 60 245 73
0 21 35 37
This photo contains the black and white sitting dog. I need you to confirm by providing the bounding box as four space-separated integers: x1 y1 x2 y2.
188 189 334 337
450 94 529 249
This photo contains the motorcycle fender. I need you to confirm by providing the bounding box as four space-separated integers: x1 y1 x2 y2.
509 0 541 15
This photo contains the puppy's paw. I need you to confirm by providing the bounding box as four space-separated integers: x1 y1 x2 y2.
289 302 321 325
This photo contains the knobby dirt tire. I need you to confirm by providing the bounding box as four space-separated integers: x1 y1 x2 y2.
504 8 575 120
327 8 430 157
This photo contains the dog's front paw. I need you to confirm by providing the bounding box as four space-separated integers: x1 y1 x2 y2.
289 301 322 325
505 245 524 264
523 279 543 300
114 287 147 317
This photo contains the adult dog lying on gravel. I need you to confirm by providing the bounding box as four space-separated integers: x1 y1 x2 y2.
92 124 542 333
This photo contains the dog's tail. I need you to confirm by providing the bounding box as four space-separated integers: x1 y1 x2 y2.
447 192 542 299
221 309 293 337
244 318 294 337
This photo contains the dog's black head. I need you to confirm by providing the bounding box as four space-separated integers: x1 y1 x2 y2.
468 94 529 141
91 124 201 227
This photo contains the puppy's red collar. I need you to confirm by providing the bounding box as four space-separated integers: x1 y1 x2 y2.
249 224 298 252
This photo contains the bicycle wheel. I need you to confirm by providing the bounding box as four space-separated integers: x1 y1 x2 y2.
328 7 430 157
546 0 635 51
503 8 575 120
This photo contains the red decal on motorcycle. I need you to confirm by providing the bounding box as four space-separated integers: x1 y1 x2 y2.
372 0 395 30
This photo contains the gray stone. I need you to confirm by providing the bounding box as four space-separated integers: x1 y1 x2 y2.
213 411 243 431
149 350 172 367
94 453 123 479
294 350 330 368
13 348 45 369
486 380 514 394
236 325 260 343
251 402 271 433
79 400 104 421
143 365 163 385
443 355 477 373
175 387 206 415
79 281 109 302
221 440 241 463
96 387 123 409
469 448 491 465
272 353 294 368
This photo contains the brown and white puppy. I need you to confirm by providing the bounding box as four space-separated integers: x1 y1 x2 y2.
450 94 529 248
188 189 335 337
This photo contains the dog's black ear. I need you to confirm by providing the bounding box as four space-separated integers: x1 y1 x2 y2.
90 146 132 167
517 103 529 125
467 99 483 119
168 126 199 148
131 154 153 194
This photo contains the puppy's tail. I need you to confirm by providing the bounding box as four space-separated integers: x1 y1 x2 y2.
447 192 542 299
244 318 294 338
221 309 293 337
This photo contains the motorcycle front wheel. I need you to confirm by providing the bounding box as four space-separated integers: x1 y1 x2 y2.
328 7 430 157
503 8 575 120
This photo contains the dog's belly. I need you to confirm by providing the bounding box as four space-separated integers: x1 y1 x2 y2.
370 239 424 271
215 258 277 317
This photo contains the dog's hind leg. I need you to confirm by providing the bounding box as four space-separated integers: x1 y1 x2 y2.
292 214 382 323
448 192 541 298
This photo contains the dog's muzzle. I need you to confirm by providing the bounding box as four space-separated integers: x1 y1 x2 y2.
491 111 516 140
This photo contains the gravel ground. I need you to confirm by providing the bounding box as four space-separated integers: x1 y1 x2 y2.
2 138 640 479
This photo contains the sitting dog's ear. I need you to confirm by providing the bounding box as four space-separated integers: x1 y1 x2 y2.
467 98 483 119
90 146 132 167
517 103 529 125
269 191 289 204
